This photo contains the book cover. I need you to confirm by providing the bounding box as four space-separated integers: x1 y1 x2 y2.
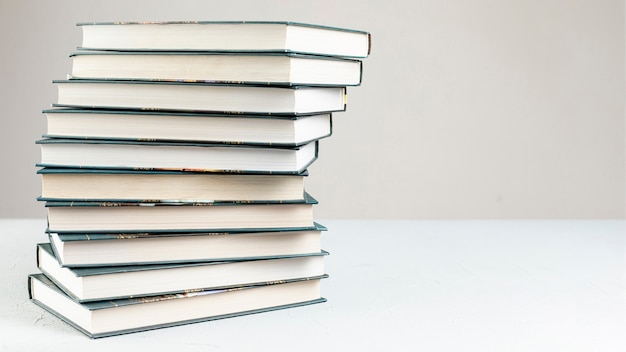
38 196 309 205
77 20 370 35
50 222 326 241
43 193 318 233
46 223 326 267
36 138 319 174
52 79 347 115
38 167 310 203
77 21 371 58
39 242 329 275
47 222 325 265
43 191 317 207
37 242 329 302
37 166 309 176
42 108 333 147
69 51 363 87
43 107 326 120
29 273 327 338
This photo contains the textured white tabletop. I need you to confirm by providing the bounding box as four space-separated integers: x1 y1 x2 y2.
1 219 625 351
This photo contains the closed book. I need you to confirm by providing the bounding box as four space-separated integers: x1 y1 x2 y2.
47 223 326 266
44 194 317 233
77 21 371 58
38 168 307 203
29 273 326 338
53 79 347 115
37 242 328 302
37 138 318 174
43 108 332 146
69 51 362 86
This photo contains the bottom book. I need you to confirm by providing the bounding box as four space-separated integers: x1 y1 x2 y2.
29 273 327 338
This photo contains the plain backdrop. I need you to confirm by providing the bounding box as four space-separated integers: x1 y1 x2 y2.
0 0 624 219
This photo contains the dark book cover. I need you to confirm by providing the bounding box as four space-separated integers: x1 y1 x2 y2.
29 273 327 338
42 108 333 147
51 222 327 241
76 20 369 35
76 20 371 58
37 166 311 203
68 51 363 87
46 222 326 267
42 191 317 207
38 242 329 301
43 107 326 120
36 138 319 175
51 79 347 116
39 242 329 276
43 193 318 234
37 167 309 176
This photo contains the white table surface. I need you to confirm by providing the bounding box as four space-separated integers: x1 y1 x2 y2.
1 219 625 351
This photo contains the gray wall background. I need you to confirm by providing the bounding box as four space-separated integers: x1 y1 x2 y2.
1 0 624 219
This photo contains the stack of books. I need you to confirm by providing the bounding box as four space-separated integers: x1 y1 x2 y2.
29 21 370 338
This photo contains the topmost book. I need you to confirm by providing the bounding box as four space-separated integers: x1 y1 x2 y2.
77 21 371 58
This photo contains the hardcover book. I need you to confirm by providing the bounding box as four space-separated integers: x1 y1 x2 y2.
43 108 332 146
69 51 362 86
38 167 308 202
29 18 371 339
37 242 328 302
37 138 318 174
53 79 347 115
47 223 326 266
29 273 327 338
77 21 371 58
44 194 317 233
